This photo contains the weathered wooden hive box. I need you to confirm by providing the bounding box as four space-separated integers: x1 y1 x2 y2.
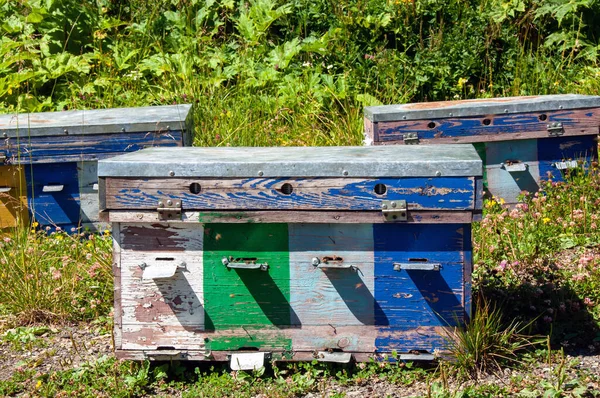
0 104 193 231
99 145 482 365
364 95 600 204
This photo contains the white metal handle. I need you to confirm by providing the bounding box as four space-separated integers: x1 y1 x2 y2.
501 162 528 172
42 184 64 192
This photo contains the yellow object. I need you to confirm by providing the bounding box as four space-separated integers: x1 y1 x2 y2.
0 166 29 229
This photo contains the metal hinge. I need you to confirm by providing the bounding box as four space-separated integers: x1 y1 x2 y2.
381 200 408 221
403 133 420 145
547 122 564 137
157 198 182 220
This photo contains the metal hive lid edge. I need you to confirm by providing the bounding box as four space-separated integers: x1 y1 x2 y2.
0 104 193 137
98 145 483 178
365 94 600 122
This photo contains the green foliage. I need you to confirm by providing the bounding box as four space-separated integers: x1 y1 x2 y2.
444 295 543 379
0 225 113 323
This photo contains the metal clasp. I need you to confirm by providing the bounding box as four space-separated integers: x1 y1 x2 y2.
157 198 182 220
381 200 408 221
547 122 564 137
312 256 354 270
393 262 441 271
222 257 269 271
553 160 578 170
501 162 528 173
403 133 420 145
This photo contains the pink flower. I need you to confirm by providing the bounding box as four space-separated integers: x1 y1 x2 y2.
543 316 553 323
52 269 62 280
584 297 594 307
2 237 10 243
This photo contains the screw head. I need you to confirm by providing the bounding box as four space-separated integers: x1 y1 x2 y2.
167 200 173 206
504 109 508 113
559 105 563 109
221 257 229 266
2 132 7 138
435 170 442 177
391 201 397 208
63 129 68 134
382 203 388 209
169 170 175 177
342 170 349 176
121 128 126 132
448 112 453 117
258 170 264 177
402 116 407 120
158 201 164 207
311 257 320 266
166 125 170 130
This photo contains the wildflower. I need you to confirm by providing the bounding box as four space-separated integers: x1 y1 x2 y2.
32 221 39 228
559 303 566 312
543 217 551 224
457 77 468 88
485 200 497 208
584 297 594 307
103 229 110 236
52 269 62 280
2 237 10 243
543 316 552 323
56 226 62 232
495 260 508 272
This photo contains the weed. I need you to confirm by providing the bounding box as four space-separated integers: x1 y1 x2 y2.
444 295 543 379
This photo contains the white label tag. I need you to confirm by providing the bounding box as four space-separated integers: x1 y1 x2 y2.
230 352 266 371
554 160 578 170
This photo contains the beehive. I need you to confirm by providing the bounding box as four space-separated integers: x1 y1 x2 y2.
0 104 193 231
364 95 600 204
99 146 482 365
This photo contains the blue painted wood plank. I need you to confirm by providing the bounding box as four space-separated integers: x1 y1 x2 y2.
373 223 469 353
537 135 598 181
4 131 183 164
25 163 81 230
107 177 476 211
375 108 600 142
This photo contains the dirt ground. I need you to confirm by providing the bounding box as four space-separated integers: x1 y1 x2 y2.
1 324 600 397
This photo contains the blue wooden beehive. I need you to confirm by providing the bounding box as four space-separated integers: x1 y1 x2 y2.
98 145 482 364
364 95 600 204
0 104 193 232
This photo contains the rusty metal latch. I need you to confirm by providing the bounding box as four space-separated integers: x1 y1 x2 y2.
547 122 564 137
382 200 408 221
394 262 441 271
222 257 269 271
157 198 182 220
312 256 354 270
403 133 420 145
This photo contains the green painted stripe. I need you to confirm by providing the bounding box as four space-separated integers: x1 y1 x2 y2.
203 223 292 350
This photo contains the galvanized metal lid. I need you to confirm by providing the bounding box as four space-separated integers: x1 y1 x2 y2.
0 104 192 138
98 145 482 178
364 94 600 122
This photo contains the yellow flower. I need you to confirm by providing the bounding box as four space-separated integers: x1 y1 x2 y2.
32 222 39 228
103 229 110 236
485 200 497 208
498 198 506 205
543 217 551 224
36 380 42 389
457 77 468 88
55 235 64 241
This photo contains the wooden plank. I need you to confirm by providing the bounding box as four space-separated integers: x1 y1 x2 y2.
119 224 204 350
202 224 293 333
537 135 598 181
105 210 476 224
113 222 123 350
77 161 106 231
485 139 540 203
104 177 476 211
373 224 468 332
25 162 81 230
288 224 375 326
0 165 28 228
118 325 454 355
372 108 600 144
4 131 183 164
363 116 378 145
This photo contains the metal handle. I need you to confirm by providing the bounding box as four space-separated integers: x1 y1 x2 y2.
140 261 187 280
0 187 11 193
501 162 528 172
553 160 578 170
222 257 269 271
311 256 354 270
393 262 441 271
42 184 64 192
